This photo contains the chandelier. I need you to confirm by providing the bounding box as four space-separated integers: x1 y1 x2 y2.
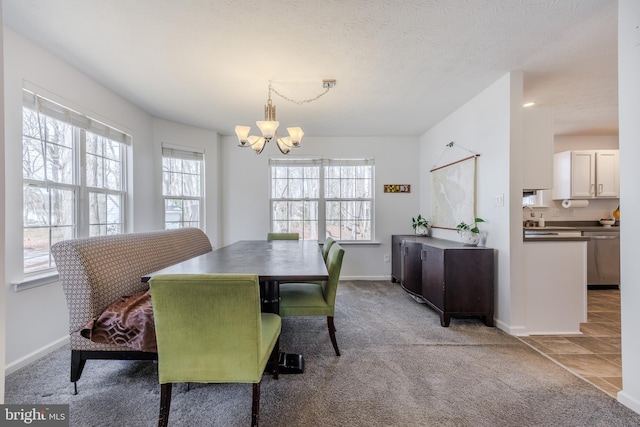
235 80 336 154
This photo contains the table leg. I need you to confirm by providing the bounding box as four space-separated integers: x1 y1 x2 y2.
261 280 305 374
260 280 280 313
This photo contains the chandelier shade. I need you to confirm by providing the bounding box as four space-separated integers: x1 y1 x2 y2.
247 135 266 154
287 127 304 146
235 80 335 155
235 125 251 146
256 120 279 140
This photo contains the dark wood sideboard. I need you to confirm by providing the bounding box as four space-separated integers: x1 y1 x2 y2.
391 235 495 327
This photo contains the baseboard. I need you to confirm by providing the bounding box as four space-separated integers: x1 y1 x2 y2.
618 390 640 416
340 275 392 281
5 336 69 375
494 319 526 336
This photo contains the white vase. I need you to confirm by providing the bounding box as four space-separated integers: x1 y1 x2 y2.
459 230 480 246
415 225 429 236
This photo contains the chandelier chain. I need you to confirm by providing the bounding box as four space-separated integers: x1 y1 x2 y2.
268 82 330 105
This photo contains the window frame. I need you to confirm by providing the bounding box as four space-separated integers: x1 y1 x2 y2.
161 144 205 230
22 90 129 275
269 157 375 242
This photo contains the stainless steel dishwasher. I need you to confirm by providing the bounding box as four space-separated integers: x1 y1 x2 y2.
583 230 620 287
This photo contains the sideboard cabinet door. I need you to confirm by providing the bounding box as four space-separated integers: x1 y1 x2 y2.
421 245 444 309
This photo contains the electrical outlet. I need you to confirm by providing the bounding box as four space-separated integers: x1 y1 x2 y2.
384 254 390 263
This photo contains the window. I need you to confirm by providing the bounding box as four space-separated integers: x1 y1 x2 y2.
162 145 204 229
22 91 128 274
270 158 374 241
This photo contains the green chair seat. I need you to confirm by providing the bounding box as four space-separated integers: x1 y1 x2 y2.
260 313 281 369
279 243 345 356
279 283 332 316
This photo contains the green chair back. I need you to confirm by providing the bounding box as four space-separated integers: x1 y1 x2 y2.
321 243 345 312
278 243 345 356
267 232 300 241
149 274 281 384
322 237 336 261
279 243 345 317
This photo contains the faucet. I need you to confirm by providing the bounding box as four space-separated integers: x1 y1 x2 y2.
523 206 536 227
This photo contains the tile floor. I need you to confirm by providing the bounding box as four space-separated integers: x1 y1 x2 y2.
519 288 622 397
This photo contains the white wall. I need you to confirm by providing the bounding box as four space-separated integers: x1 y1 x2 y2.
617 0 640 414
152 118 222 248
220 135 421 279
554 135 618 152
0 2 6 403
419 72 526 334
3 28 158 368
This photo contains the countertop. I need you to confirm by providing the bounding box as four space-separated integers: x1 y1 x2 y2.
523 221 618 242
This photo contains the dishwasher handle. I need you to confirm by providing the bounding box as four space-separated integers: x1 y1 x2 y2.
588 235 619 240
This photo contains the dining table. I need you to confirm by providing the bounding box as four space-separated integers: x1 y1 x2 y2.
142 239 329 373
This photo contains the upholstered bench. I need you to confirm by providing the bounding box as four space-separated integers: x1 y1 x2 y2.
52 228 212 393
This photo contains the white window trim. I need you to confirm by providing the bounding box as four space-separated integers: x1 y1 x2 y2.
269 157 375 242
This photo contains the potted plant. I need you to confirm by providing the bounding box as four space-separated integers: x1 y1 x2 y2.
411 214 430 236
456 217 485 246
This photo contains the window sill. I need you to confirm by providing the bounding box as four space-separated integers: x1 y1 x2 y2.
13 272 59 292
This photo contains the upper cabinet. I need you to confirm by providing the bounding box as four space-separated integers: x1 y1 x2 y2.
552 150 619 199
522 107 554 191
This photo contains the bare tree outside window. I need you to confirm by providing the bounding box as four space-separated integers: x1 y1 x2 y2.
162 148 203 229
86 132 124 236
269 159 374 241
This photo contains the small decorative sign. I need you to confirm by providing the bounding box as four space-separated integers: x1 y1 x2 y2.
384 184 410 193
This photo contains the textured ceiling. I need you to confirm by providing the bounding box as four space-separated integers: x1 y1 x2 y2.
2 0 618 137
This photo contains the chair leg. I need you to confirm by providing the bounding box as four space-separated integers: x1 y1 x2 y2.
327 316 340 356
252 382 261 427
269 338 280 380
158 383 172 427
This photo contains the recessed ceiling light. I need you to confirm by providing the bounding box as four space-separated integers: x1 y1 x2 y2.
523 102 536 107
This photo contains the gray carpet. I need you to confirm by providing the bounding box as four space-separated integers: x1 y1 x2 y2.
6 280 640 426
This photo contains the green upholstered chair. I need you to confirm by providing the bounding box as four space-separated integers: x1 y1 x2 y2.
149 274 281 427
267 232 299 240
279 243 345 356
321 236 336 262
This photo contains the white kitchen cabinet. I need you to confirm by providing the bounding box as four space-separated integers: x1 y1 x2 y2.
552 149 619 199
522 107 554 191
595 150 620 197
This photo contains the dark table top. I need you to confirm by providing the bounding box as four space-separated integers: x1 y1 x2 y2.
142 240 329 283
